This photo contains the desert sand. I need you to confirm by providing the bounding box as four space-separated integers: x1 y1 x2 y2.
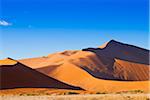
1 95 150 100
0 88 150 100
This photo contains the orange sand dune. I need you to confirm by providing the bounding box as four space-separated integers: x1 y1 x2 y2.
0 58 81 90
18 40 150 92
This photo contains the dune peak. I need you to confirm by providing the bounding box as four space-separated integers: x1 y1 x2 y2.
99 40 119 49
106 39 121 45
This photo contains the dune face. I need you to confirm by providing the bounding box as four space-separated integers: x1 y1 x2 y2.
0 58 81 90
17 40 150 92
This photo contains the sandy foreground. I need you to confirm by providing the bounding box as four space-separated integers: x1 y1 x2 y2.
1 94 150 100
0 88 150 100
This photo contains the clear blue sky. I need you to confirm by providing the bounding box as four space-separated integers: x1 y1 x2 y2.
0 0 149 59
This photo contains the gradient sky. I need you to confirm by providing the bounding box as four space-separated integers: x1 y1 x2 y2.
0 0 149 59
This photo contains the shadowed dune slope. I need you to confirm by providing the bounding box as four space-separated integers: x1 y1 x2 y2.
0 58 81 90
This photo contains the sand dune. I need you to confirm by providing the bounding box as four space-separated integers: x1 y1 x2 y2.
17 40 150 92
0 58 81 90
20 45 149 81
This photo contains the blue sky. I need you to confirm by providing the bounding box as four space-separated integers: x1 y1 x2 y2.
0 0 149 59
